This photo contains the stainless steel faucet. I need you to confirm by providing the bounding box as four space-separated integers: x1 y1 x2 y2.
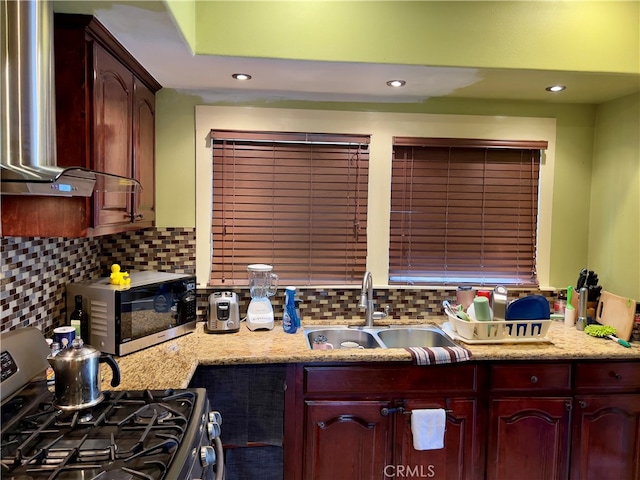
358 271 389 327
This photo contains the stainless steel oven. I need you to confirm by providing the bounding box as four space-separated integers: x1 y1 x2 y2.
1 327 224 479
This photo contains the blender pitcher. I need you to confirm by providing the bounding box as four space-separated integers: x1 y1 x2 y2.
246 264 278 330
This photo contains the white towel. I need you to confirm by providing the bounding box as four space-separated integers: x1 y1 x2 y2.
411 409 446 450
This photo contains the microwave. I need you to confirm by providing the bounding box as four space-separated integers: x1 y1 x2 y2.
66 271 197 356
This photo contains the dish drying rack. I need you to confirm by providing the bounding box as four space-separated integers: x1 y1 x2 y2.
443 312 552 344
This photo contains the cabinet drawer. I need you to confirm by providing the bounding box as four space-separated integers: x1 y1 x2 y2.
304 364 478 395
575 361 640 392
490 363 571 392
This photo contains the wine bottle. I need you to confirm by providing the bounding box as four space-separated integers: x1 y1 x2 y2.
69 295 89 341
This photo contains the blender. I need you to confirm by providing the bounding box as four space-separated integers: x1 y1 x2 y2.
246 264 278 331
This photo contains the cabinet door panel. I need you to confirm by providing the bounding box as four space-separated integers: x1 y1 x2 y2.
571 395 640 480
396 398 481 480
304 400 392 480
93 43 133 227
132 78 155 226
487 397 571 480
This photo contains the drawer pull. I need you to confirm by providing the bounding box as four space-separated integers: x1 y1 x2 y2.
565 402 573 411
530 375 538 384
611 372 622 380
579 400 587 409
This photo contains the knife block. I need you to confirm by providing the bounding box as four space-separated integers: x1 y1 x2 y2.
570 292 597 319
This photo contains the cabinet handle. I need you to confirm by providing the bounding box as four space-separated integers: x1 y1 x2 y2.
530 375 538 384
579 400 587 409
380 407 405 416
611 372 622 380
565 402 573 411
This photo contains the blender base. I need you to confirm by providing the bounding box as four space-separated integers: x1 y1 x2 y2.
246 298 275 331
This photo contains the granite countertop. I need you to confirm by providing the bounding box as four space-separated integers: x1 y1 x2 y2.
102 318 640 391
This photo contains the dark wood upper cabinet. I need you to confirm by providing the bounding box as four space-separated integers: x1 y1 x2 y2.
91 43 135 230
132 78 156 227
1 14 160 238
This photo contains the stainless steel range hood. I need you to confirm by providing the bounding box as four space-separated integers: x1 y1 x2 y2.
0 0 140 197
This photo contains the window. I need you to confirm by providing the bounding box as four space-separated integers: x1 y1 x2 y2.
210 130 369 286
390 137 548 286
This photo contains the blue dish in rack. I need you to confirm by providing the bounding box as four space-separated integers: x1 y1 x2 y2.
505 295 551 336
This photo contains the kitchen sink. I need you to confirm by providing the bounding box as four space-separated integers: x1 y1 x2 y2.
377 326 458 348
304 325 457 350
305 327 383 350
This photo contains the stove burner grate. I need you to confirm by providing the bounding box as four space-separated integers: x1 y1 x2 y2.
1 389 206 480
134 403 172 423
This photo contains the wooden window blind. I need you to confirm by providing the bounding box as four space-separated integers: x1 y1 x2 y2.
390 137 548 286
210 130 370 286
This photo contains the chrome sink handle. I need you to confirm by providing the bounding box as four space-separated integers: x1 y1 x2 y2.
372 305 390 320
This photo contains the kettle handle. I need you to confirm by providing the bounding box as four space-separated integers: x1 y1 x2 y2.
100 354 121 387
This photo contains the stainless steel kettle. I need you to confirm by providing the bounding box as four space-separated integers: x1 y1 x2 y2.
48 338 121 411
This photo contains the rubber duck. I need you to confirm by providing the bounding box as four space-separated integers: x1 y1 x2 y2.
110 264 131 286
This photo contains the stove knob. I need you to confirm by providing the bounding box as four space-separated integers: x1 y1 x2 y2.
200 445 217 467
208 420 222 440
209 411 222 425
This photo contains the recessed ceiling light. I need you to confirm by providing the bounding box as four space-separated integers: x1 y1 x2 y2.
545 85 566 92
232 73 252 81
386 80 406 88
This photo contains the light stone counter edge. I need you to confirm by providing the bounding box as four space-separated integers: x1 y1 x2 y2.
102 319 640 391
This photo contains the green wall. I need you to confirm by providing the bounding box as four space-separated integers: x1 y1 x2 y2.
156 0 639 296
589 92 640 299
156 91 604 291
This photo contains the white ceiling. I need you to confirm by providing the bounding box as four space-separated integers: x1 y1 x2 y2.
54 1 640 105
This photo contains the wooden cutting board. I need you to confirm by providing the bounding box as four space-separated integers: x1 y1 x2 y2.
595 291 636 341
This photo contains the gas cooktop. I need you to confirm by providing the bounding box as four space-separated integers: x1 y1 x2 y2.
1 328 223 480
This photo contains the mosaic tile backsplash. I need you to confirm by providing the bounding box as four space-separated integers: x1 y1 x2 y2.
214 286 553 323
2 226 557 337
1 228 196 336
2 237 101 335
97 228 196 275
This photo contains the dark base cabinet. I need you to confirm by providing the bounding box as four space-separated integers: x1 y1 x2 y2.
570 361 640 480
284 360 640 480
487 363 573 480
290 364 484 480
303 400 392 479
570 395 640 480
397 397 480 480
487 397 572 480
